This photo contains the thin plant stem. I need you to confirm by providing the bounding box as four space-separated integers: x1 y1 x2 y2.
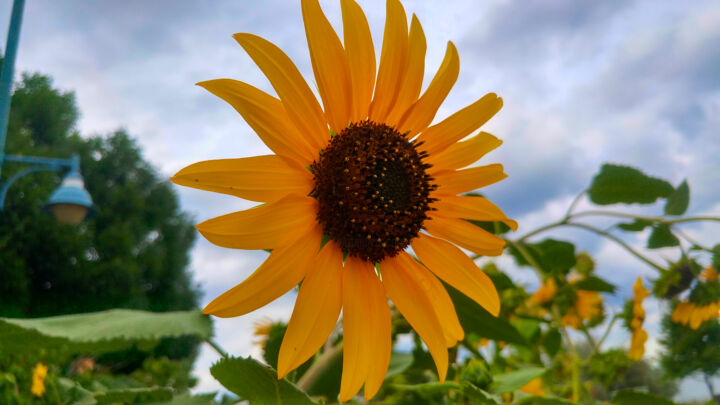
579 324 597 352
563 222 665 272
206 339 229 359
596 314 620 351
570 211 720 224
564 190 586 220
552 306 581 403
297 342 344 390
704 373 718 404
674 227 712 252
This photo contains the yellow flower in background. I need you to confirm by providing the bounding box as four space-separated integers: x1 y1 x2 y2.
531 278 556 304
520 377 546 396
672 300 720 330
31 363 48 397
701 266 719 282
172 0 514 400
562 290 603 329
628 277 648 360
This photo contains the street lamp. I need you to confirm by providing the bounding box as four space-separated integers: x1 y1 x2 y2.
0 155 93 224
0 0 93 224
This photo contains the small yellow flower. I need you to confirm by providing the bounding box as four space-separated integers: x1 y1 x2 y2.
672 300 720 330
520 377 545 396
530 279 556 304
31 363 48 397
628 328 648 361
253 318 276 349
562 290 603 329
628 277 648 360
701 266 719 282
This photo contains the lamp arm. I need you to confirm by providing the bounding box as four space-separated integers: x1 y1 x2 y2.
0 165 62 210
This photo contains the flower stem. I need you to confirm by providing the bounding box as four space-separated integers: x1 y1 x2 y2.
552 306 581 402
297 342 344 391
206 338 229 359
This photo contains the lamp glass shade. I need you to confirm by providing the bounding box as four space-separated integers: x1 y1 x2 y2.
47 171 93 224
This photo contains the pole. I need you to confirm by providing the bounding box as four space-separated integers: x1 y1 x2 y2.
0 0 26 180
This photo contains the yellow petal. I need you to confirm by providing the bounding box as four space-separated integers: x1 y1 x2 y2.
424 212 506 256
417 93 503 156
203 224 322 317
197 79 317 166
412 233 500 316
171 155 312 202
341 0 376 122
426 132 502 173
233 33 329 150
363 262 392 401
397 41 459 137
382 254 449 382
196 194 316 250
368 0 408 123
277 241 343 378
340 258 386 402
302 0 352 132
433 164 507 195
396 252 464 346
431 194 517 231
385 14 426 126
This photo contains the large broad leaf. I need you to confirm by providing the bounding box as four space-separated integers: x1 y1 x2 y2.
0 309 212 355
664 180 690 216
611 390 676 405
445 283 528 346
587 164 673 205
386 352 414 378
489 367 546 394
210 357 316 405
540 328 562 357
573 275 617 293
509 239 576 276
516 397 574 405
647 224 680 249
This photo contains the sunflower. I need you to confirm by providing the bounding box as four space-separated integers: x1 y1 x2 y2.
172 0 514 400
628 276 648 360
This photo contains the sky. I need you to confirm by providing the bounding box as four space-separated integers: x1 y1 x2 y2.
2 0 720 401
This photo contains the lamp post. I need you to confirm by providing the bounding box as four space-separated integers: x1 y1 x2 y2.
0 0 93 224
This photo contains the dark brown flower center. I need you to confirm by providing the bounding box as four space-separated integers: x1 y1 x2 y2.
311 121 436 263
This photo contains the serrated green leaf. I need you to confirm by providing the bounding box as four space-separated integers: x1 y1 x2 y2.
210 356 316 405
386 352 413 378
647 224 680 249
587 164 673 205
573 275 617 293
611 390 676 405
617 219 652 232
515 396 574 405
489 367 546 394
445 283 528 346
0 310 212 355
541 328 562 357
664 180 690 216
509 239 576 276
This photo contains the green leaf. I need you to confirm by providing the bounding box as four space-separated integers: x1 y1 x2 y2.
150 393 217 405
391 381 461 394
664 180 690 216
386 352 414 378
0 310 212 355
210 356 316 405
611 390 676 405
511 318 541 342
617 219 652 232
469 220 512 235
509 239 576 276
587 164 673 205
94 387 174 404
647 224 680 249
445 283 528 346
515 397 574 405
573 275 617 293
489 367 546 394
461 382 501 404
56 378 97 405
541 328 562 357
